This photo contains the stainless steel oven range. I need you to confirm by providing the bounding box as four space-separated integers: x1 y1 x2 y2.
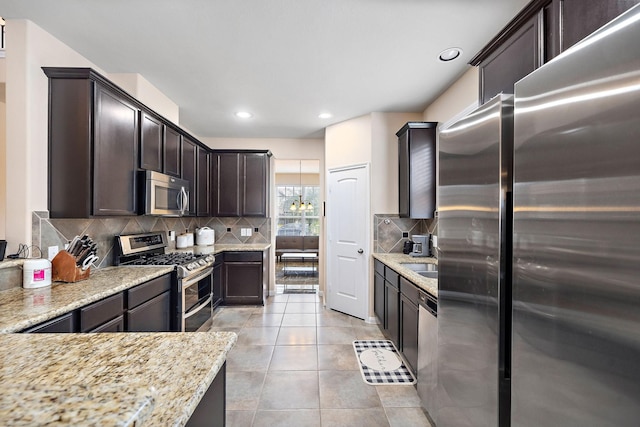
115 231 215 332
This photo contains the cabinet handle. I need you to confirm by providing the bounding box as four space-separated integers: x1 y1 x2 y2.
357 248 364 254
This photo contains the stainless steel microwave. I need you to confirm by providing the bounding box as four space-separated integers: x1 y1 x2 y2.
141 170 189 216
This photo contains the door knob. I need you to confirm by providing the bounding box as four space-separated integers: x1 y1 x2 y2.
357 249 364 254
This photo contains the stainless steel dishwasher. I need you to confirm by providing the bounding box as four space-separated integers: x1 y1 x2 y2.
417 290 437 423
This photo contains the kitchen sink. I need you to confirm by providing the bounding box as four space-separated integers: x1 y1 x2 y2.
400 262 438 278
418 271 438 279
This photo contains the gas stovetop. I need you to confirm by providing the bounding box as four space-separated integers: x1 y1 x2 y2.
115 232 215 278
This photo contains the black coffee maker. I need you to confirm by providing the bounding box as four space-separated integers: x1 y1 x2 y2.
402 240 414 254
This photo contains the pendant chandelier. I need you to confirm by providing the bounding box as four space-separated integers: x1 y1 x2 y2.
290 160 313 212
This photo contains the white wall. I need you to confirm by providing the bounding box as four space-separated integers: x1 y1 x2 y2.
423 67 479 123
110 73 180 123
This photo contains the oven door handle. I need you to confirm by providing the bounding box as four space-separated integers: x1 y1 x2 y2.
184 294 213 319
181 267 214 290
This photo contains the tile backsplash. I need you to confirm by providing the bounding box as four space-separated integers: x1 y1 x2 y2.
373 214 437 254
32 211 271 269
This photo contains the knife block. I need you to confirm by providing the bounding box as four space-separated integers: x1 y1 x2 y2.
52 250 91 283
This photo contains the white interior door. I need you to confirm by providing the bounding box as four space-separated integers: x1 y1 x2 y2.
327 164 369 320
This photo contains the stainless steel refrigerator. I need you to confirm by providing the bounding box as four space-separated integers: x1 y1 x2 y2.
437 5 640 426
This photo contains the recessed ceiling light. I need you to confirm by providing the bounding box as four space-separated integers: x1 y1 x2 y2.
318 112 332 119
438 47 462 62
235 111 253 119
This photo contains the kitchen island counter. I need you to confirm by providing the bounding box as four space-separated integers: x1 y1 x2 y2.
0 331 236 426
373 253 438 298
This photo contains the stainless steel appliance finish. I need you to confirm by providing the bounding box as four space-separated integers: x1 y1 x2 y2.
437 5 640 427
417 290 438 424
141 170 189 216
410 234 431 257
180 267 214 332
438 94 513 427
511 6 640 425
115 232 216 332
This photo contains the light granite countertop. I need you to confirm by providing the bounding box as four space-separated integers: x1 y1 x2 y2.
0 331 237 426
372 253 438 298
0 266 174 333
171 242 271 255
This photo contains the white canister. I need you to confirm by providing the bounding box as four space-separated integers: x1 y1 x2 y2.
195 227 215 246
23 259 52 289
186 232 194 247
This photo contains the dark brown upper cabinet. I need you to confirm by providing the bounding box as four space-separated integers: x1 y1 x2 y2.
140 112 183 178
197 146 211 217
45 68 139 217
140 111 163 172
164 126 182 178
397 122 437 219
181 137 198 216
212 150 271 217
472 0 639 104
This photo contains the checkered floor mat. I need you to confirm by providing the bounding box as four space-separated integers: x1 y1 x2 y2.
353 340 416 385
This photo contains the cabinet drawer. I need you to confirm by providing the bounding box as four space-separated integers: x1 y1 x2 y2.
225 251 262 262
80 293 125 332
400 277 420 305
128 273 172 309
128 291 171 332
385 268 399 289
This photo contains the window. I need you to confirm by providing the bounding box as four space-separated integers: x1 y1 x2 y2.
276 185 320 236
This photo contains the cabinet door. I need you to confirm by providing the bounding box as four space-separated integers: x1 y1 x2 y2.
385 281 400 348
224 260 263 305
88 315 125 333
400 294 419 375
164 126 182 177
93 84 139 216
127 291 172 332
374 272 385 326
480 13 539 104
23 312 76 333
241 152 269 217
561 0 639 51
197 147 211 217
398 124 437 219
212 259 224 308
140 112 163 172
212 152 241 217
182 137 198 216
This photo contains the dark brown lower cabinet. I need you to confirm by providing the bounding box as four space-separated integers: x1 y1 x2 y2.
374 271 385 325
127 291 171 332
223 252 263 305
127 273 173 332
385 280 400 349
23 312 76 333
400 277 420 375
212 257 224 309
22 273 174 333
186 362 226 427
80 293 125 332
89 315 125 333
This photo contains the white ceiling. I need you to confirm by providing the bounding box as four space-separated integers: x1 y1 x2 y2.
1 0 530 139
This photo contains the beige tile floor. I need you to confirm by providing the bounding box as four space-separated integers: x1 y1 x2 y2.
208 292 433 427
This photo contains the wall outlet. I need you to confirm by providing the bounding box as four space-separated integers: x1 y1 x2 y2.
48 245 59 261
240 228 252 237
